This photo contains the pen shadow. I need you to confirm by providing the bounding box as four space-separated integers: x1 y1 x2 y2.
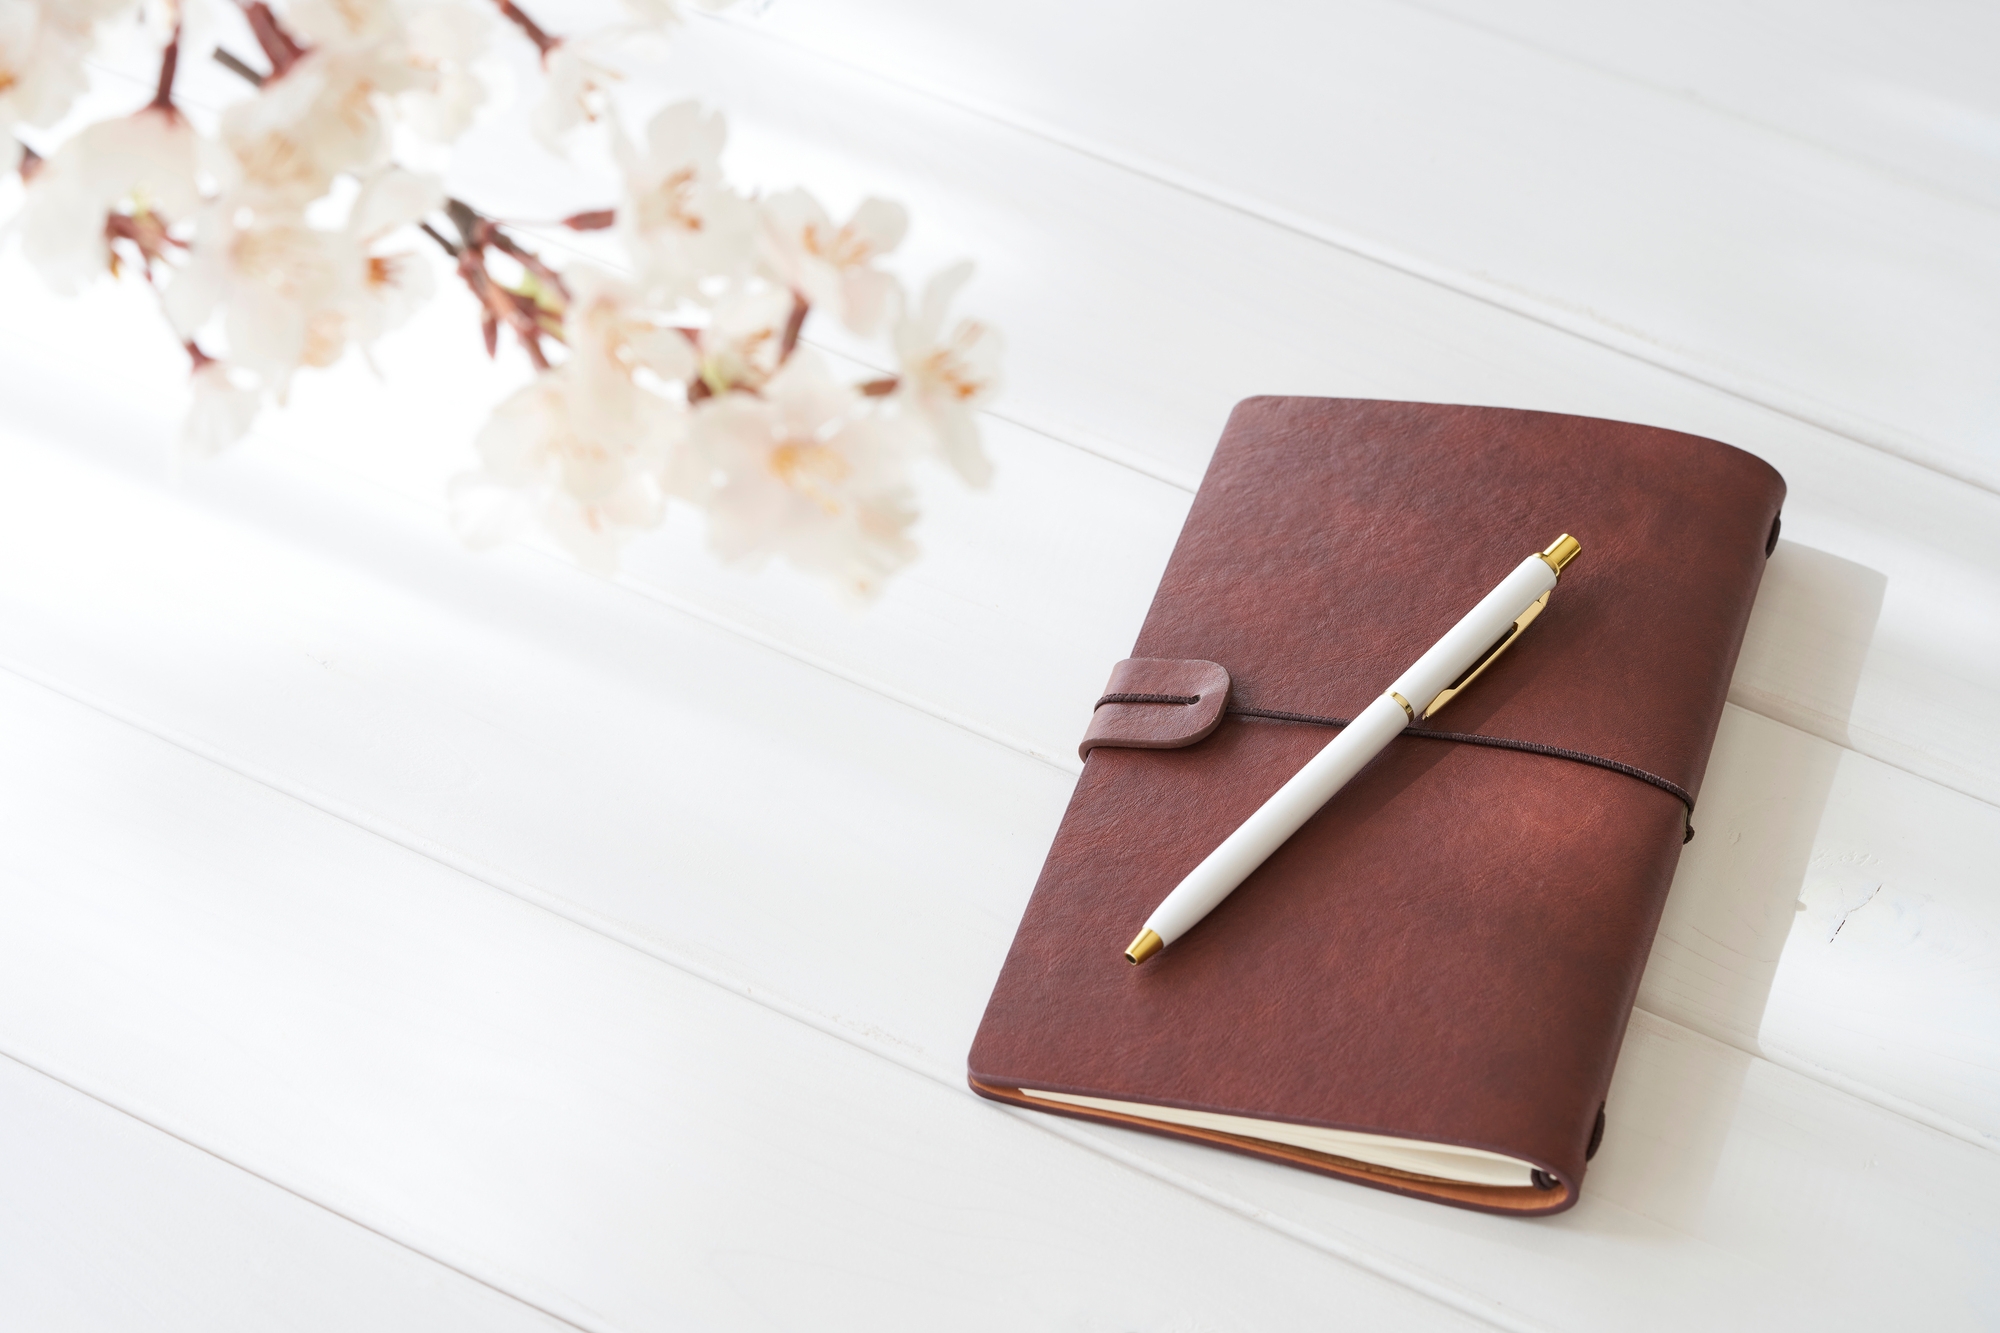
1609 538 1885 1229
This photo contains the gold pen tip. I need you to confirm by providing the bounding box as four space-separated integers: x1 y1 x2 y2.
1540 533 1581 575
1124 929 1164 965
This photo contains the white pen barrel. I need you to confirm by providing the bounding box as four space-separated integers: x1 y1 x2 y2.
1388 554 1556 713
1147 692 1412 945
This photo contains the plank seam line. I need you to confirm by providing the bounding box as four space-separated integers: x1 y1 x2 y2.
1720 690 2000 827
0 658 1524 1333
10 663 1995 1332
998 1109 1547 1333
131 414 1090 783
1386 0 2000 220
1748 1039 1997 1153
712 12 2000 503
600 570 1084 777
0 1046 602 1333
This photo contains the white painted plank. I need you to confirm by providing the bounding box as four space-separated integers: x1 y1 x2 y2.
1091 1008 2000 1332
2 633 1996 1331
0 1057 568 1332
1644 707 2000 1148
1400 0 2000 211
733 0 2000 493
0 673 1499 1333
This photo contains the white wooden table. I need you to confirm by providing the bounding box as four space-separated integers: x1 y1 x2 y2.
4 3 1998 1328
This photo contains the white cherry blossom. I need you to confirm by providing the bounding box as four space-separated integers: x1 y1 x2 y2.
7 0 999 604
282 0 493 143
531 38 621 150
760 188 906 335
615 99 756 299
684 349 916 597
166 206 352 395
564 265 697 412
21 107 200 292
692 282 792 395
619 0 687 26
0 0 135 168
218 32 437 207
893 261 1001 486
180 359 261 457
166 168 442 399
454 362 684 571
396 0 494 141
342 166 445 345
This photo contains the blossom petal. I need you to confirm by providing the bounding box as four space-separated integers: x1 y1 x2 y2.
348 167 444 243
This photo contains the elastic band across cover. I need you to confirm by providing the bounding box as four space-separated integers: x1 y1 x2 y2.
1082 658 1697 842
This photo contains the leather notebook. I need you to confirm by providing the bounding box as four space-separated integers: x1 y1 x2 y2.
967 397 1786 1216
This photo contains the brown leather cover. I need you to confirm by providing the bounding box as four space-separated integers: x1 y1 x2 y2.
968 398 1785 1216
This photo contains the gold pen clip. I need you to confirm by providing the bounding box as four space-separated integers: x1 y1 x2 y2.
1423 535 1578 719
1423 592 1547 718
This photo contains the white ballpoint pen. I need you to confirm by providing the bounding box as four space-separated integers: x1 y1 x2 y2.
1124 533 1582 965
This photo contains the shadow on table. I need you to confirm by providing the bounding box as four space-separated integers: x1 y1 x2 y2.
1729 538 1892 751
1612 539 1885 1227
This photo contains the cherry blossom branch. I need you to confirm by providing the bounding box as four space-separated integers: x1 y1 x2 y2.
779 296 808 360
490 0 557 57
211 47 267 88
104 212 181 279
419 222 460 255
241 2 304 77
458 203 571 304
443 199 561 370
208 26 569 375
149 21 182 114
14 0 1001 592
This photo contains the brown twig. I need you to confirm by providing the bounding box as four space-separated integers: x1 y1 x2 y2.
455 205 572 304
491 0 557 56
242 2 304 76
779 295 809 361
106 211 183 280
419 222 461 257
184 340 216 370
857 377 899 397
563 209 616 231
439 199 564 369
149 22 182 114
212 46 268 87
457 249 552 369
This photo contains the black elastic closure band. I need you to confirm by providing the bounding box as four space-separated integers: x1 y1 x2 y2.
1227 705 1697 843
